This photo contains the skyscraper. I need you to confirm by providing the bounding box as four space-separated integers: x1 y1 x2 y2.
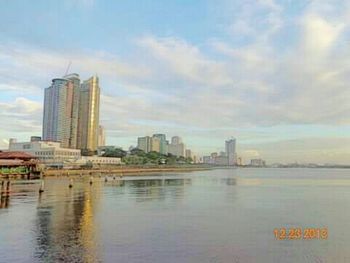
225 138 236 166
77 76 100 152
64 73 81 148
42 75 80 148
153 134 168 155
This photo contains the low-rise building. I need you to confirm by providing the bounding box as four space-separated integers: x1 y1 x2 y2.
8 139 81 167
81 156 121 166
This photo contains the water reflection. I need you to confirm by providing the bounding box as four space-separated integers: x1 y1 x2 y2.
123 178 191 202
0 181 10 209
35 183 101 263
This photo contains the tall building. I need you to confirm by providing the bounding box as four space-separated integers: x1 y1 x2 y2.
137 136 161 153
137 136 152 153
150 137 160 152
171 136 182 145
77 76 100 152
185 149 192 159
98 125 106 147
153 134 168 155
64 73 81 149
168 136 185 157
42 75 80 148
225 138 236 166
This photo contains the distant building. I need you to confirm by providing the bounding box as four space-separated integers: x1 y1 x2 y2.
171 136 182 145
203 156 214 164
153 134 168 155
30 136 41 142
225 138 236 166
168 136 185 157
137 136 152 153
250 159 266 167
185 149 192 159
150 137 160 152
211 152 218 158
98 125 106 147
214 156 229 165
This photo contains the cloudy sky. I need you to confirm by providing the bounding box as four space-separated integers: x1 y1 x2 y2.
0 0 350 164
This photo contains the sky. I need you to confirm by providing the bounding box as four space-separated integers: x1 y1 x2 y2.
0 0 350 164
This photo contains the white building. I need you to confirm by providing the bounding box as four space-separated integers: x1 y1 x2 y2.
81 156 121 166
225 138 236 166
8 139 81 166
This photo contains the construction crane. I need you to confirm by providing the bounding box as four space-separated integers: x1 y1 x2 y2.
64 61 72 76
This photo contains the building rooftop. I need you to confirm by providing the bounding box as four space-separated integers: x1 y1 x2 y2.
0 151 37 160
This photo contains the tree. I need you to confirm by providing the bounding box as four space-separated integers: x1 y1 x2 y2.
130 148 146 156
103 148 127 158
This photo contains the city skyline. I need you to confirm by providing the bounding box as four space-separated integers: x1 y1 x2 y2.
1 1 350 164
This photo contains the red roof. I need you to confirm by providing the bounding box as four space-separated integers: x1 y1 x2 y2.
0 151 37 160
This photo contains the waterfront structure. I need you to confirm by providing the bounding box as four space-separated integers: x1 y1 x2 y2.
168 136 185 157
0 151 39 178
43 77 80 148
152 134 168 155
77 76 100 152
98 125 106 147
225 138 236 166
8 139 80 167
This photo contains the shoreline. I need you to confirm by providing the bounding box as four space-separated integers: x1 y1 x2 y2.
42 165 214 177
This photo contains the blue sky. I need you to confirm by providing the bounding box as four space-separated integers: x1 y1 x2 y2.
0 0 350 164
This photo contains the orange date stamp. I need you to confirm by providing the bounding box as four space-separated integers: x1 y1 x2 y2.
274 228 328 240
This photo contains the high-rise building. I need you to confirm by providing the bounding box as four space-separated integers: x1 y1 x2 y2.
137 136 152 153
153 134 168 155
168 136 185 157
185 149 192 158
225 138 236 166
150 137 160 152
42 75 80 148
171 136 182 145
137 136 162 153
77 76 100 152
98 125 106 147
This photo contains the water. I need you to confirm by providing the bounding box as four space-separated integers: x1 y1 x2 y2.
1 168 350 263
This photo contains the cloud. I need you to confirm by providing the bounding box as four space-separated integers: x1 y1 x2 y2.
1 1 350 163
